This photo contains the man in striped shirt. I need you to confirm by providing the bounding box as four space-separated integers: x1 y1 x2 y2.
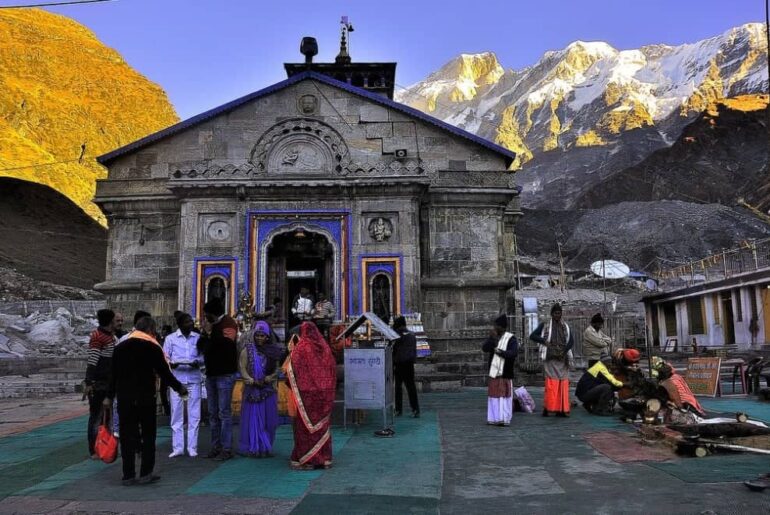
312 292 335 340
85 309 117 458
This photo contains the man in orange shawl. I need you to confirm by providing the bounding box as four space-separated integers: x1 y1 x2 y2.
656 360 704 416
285 322 337 470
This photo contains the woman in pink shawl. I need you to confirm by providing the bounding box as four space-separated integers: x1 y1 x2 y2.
285 322 337 470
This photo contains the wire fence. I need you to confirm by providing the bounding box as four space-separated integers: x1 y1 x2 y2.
0 300 105 317
655 237 770 290
507 314 645 373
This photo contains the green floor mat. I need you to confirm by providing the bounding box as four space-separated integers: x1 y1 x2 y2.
0 416 86 469
292 494 438 515
187 425 352 499
12 427 171 500
700 398 770 423
308 411 441 499
647 453 770 483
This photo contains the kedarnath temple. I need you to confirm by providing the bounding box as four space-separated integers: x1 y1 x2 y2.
94 29 521 340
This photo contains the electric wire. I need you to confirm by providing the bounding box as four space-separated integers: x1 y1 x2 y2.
0 0 114 9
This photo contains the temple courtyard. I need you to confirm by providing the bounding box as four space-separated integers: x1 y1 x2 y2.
1 389 769 514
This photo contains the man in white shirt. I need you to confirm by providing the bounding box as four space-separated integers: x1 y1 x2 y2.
292 288 315 323
163 312 203 457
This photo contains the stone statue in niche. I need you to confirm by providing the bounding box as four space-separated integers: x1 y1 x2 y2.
368 217 393 242
297 94 318 115
371 275 392 323
207 277 227 309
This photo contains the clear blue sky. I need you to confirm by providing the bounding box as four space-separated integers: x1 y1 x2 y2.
25 0 765 119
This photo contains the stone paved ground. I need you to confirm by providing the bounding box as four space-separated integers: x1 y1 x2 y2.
1 389 770 514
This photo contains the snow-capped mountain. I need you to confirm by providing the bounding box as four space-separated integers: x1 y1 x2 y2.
397 23 768 208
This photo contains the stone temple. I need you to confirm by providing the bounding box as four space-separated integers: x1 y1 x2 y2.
94 34 521 344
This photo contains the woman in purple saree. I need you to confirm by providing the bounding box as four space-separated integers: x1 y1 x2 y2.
238 321 284 457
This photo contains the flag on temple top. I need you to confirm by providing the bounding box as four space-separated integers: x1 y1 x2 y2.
341 16 349 24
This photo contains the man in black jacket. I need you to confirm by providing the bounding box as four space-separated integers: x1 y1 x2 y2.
393 316 420 418
197 298 239 461
105 316 187 485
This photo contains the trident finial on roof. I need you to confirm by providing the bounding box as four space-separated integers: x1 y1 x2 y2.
336 15 353 64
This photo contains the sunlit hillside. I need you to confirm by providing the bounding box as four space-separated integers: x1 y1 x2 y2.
0 8 179 224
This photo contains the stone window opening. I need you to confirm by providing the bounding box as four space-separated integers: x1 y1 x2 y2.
205 275 229 314
370 273 393 324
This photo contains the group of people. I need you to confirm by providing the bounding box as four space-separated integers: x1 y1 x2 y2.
482 303 704 425
84 293 423 484
84 297 338 485
290 288 336 337
483 303 577 422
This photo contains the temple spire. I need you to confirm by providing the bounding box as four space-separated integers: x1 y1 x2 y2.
335 16 353 64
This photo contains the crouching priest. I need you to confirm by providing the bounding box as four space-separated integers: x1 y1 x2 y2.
483 315 518 426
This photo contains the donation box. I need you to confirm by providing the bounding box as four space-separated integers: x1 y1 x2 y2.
344 347 394 426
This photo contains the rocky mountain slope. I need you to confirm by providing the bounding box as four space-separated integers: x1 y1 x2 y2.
513 95 770 271
0 8 179 224
516 202 770 271
0 178 106 291
397 23 768 209
576 95 769 209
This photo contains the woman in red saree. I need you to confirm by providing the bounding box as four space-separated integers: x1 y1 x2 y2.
285 322 337 470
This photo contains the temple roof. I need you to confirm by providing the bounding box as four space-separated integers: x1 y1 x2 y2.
97 71 516 167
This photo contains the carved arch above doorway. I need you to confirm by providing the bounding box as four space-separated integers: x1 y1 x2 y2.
249 118 351 175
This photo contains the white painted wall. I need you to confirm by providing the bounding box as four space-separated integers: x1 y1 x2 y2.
649 282 770 350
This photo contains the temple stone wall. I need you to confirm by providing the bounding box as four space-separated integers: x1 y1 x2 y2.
95 77 519 329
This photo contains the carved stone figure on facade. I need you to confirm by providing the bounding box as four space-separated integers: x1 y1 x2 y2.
278 143 325 171
297 94 319 115
368 217 393 242
237 290 255 328
282 149 300 166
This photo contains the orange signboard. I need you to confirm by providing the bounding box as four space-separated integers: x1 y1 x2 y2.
685 357 721 397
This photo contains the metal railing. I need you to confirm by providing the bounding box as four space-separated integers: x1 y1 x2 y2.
655 237 770 291
507 314 644 372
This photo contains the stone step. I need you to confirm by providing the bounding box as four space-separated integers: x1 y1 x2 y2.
416 372 464 393
0 385 79 398
427 340 489 354
428 351 486 363
464 374 487 387
434 362 487 374
414 363 436 375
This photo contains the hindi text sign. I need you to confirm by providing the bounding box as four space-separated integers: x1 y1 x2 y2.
685 357 721 397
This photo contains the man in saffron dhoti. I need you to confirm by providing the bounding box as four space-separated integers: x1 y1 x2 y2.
483 314 519 426
530 303 574 417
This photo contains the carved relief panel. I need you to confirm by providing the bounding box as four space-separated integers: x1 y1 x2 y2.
198 213 236 247
363 212 399 243
249 118 350 175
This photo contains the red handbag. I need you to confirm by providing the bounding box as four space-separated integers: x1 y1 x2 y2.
94 410 118 464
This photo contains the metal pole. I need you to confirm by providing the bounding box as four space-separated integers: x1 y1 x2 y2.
765 0 770 148
557 241 566 292
722 249 728 278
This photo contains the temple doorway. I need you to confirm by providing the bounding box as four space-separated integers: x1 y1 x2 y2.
266 229 335 326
